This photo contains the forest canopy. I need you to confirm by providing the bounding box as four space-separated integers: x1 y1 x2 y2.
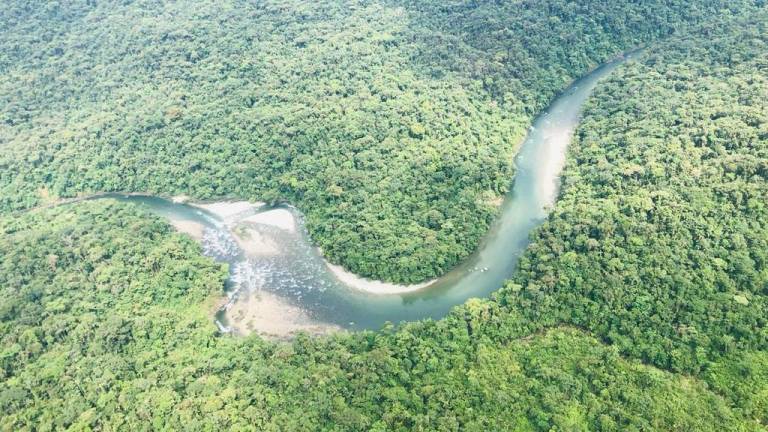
0 201 760 430
0 0 761 282
0 0 766 430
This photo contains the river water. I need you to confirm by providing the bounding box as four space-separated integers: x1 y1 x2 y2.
106 53 633 332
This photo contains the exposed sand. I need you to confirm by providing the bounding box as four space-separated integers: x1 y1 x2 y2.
226 291 341 338
192 201 264 221
170 219 205 241
325 262 436 295
241 209 296 233
231 224 280 256
172 195 191 203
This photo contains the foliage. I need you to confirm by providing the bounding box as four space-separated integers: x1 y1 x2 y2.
487 12 768 420
0 0 759 282
1 1 767 430
0 204 754 429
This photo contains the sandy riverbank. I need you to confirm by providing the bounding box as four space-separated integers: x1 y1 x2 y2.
169 219 205 241
325 262 436 295
241 208 296 232
226 290 341 338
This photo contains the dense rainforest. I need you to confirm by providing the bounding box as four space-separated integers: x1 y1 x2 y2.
497 12 768 421
1 0 767 430
0 0 760 282
0 201 759 430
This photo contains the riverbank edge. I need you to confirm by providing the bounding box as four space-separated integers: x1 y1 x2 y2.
193 200 439 295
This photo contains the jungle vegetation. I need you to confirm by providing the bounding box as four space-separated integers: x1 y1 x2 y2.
0 0 766 430
0 200 760 430
495 11 768 419
0 0 760 282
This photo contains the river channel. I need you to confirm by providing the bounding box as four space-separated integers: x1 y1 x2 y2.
103 53 635 334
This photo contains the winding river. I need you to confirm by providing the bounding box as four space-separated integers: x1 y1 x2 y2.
104 53 635 334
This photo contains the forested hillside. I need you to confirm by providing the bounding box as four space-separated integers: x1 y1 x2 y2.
493 11 768 422
1 1 767 430
0 0 758 282
0 202 757 430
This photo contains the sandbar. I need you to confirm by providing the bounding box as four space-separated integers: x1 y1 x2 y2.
325 262 436 295
241 209 296 233
170 219 205 241
226 291 341 338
